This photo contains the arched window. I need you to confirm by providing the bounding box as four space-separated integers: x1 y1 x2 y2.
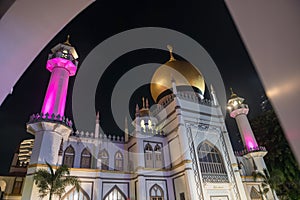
63 146 75 168
154 144 163 168
250 186 262 200
80 148 91 168
103 185 126 200
99 149 109 170
114 151 123 171
61 186 90 200
150 184 164 200
144 143 153 168
197 141 228 183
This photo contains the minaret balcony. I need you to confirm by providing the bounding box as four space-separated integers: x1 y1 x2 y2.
27 113 73 128
235 146 267 158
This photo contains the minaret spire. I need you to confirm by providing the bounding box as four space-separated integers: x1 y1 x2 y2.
142 97 145 108
95 111 100 138
146 98 149 109
135 104 140 117
171 74 177 95
210 84 219 106
124 116 129 142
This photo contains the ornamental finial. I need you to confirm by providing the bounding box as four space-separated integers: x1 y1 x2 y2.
230 87 237 98
167 45 176 61
64 35 71 46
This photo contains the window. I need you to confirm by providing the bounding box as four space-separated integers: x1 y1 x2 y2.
154 144 163 168
198 141 228 183
62 186 90 200
114 151 123 171
12 179 23 194
179 192 185 200
150 184 164 200
99 149 109 170
104 186 126 200
145 143 153 168
63 146 75 168
80 148 91 168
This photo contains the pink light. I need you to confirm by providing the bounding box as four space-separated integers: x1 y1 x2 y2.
245 137 258 151
41 58 77 117
46 57 77 76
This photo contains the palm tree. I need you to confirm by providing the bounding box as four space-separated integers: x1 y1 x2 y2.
34 162 80 200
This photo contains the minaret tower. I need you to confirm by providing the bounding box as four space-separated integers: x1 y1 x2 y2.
41 35 78 117
22 36 78 200
227 88 267 170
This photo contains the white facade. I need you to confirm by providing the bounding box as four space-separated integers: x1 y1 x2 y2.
20 42 275 200
22 91 273 200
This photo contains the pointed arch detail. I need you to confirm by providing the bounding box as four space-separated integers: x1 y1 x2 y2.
150 184 164 200
250 186 262 200
80 148 91 168
99 149 109 170
103 185 126 200
61 186 90 200
114 150 123 171
63 145 75 168
197 140 228 183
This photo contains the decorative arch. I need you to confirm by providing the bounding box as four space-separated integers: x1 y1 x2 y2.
63 145 75 168
154 144 163 168
80 148 91 168
103 185 126 200
61 186 90 200
114 151 123 171
150 184 164 200
250 186 262 200
144 143 153 168
99 149 109 170
197 141 228 183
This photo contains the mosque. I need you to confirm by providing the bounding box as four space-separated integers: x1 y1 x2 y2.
1 38 276 200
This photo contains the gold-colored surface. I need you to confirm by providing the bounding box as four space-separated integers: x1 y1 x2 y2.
151 59 205 102
64 35 71 46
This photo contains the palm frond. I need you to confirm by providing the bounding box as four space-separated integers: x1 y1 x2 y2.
34 163 80 199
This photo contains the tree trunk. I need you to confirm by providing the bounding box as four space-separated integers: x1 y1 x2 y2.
49 193 52 200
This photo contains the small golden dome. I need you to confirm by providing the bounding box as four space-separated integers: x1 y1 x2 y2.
150 46 205 102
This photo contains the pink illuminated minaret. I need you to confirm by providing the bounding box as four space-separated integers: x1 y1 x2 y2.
23 37 79 199
41 35 78 117
227 88 259 151
227 89 268 176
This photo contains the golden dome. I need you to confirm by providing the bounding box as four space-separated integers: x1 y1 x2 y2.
150 48 205 102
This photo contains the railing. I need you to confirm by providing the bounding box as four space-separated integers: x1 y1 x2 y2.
200 162 227 175
152 92 214 116
140 127 165 136
234 146 267 156
202 174 229 183
73 130 125 142
28 113 73 128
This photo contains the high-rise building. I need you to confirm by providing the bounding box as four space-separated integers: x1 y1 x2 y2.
9 139 34 176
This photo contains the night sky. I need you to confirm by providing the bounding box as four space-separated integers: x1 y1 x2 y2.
0 0 267 175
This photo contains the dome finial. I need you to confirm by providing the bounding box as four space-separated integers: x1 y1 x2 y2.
64 35 71 46
167 45 176 61
230 87 237 98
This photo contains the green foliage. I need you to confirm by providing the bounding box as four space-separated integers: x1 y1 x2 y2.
34 162 80 200
250 110 300 199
